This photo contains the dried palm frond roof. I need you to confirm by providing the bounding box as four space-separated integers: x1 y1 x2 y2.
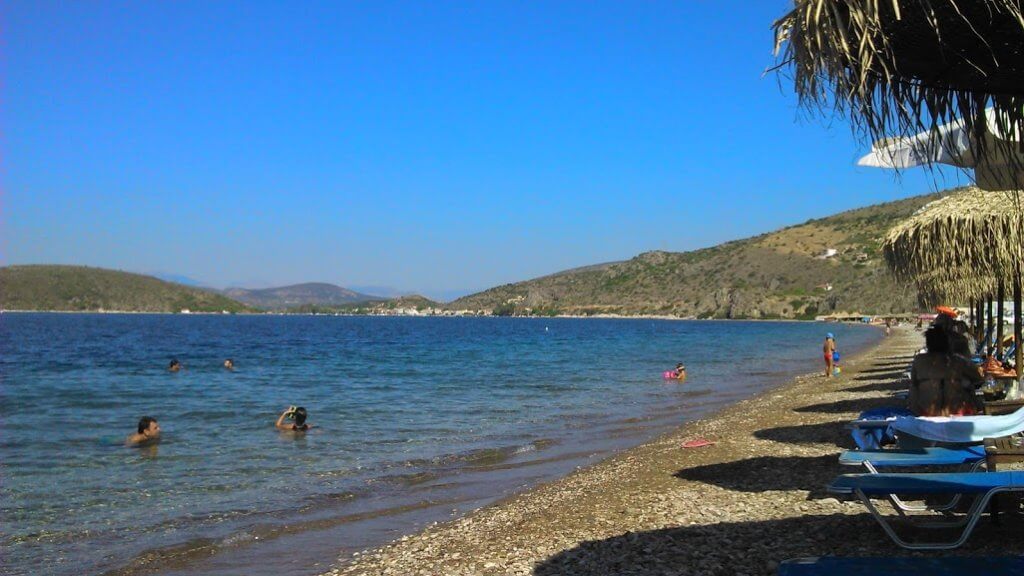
773 0 1024 176
883 187 1024 289
913 267 1002 306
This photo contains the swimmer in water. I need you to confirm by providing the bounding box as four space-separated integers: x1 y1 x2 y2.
276 406 312 432
223 358 234 370
168 359 181 372
126 416 161 446
675 363 687 382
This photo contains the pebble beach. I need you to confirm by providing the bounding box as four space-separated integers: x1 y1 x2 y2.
326 326 1024 576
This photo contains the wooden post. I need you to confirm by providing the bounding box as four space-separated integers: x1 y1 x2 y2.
998 279 1006 359
1015 271 1022 385
978 299 986 347
988 294 995 356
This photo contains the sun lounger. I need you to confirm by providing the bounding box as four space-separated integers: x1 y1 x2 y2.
829 471 1024 549
849 407 1024 449
838 446 987 511
838 446 987 472
891 406 1024 445
848 408 914 449
778 556 1024 575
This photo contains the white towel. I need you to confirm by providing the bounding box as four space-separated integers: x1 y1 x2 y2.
892 407 1024 443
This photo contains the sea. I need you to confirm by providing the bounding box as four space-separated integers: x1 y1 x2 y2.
0 314 880 576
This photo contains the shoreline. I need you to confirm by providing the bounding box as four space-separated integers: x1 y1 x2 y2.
0 309 892 326
325 326 1024 575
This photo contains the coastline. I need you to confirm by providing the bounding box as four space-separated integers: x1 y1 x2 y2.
326 326 1023 575
0 309 887 325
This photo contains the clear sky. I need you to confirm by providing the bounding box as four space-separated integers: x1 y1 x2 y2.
2 1 967 301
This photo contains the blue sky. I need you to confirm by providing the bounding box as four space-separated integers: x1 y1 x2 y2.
3 1 967 301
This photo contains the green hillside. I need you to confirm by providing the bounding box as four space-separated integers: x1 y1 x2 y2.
449 192 947 319
0 265 252 313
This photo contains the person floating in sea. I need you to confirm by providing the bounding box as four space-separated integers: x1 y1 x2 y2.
223 359 234 370
823 333 836 378
276 406 312 432
674 363 687 382
168 359 182 372
126 416 161 446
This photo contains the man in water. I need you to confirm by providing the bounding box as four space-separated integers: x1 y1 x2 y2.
275 406 312 432
823 333 836 378
223 359 234 370
168 359 181 372
126 416 161 446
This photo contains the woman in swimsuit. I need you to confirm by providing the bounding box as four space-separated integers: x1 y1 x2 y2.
275 406 312 432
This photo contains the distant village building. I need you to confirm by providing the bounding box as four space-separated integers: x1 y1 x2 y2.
816 248 838 259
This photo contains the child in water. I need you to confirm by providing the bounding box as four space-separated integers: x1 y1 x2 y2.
674 363 687 382
276 406 312 432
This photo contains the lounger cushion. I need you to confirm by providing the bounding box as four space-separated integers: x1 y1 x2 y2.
892 406 1024 443
829 471 1024 496
838 446 986 467
779 556 1024 575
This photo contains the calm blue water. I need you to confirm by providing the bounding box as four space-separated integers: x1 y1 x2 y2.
0 314 879 576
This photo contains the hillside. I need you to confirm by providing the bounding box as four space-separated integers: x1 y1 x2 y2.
449 192 947 319
0 265 251 313
223 283 384 309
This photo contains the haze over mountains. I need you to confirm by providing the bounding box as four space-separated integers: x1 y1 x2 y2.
1 191 950 316
222 283 385 309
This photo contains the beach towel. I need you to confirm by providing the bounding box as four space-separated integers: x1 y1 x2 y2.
892 406 1024 443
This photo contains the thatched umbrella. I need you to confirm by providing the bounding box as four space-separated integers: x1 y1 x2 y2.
883 188 1024 373
773 0 1024 186
883 188 1024 280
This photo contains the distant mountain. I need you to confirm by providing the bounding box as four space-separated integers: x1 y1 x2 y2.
449 192 948 319
0 265 251 313
346 285 411 298
372 294 441 310
223 282 385 310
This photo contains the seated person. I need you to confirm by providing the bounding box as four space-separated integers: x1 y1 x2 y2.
674 363 687 381
909 327 984 416
276 406 312 432
126 416 161 446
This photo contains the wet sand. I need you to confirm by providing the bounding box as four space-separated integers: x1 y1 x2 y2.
325 327 1024 575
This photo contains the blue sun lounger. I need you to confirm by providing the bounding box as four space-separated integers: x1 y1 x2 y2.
849 406 1024 450
838 446 987 511
829 471 1024 549
778 556 1024 575
838 446 987 472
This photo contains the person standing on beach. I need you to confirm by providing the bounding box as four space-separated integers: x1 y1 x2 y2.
823 333 836 378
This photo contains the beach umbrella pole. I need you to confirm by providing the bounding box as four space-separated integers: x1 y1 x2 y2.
1016 271 1023 384
983 295 991 354
978 299 986 348
998 280 1006 359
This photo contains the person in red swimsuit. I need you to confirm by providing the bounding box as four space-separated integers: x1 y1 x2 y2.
823 333 836 378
